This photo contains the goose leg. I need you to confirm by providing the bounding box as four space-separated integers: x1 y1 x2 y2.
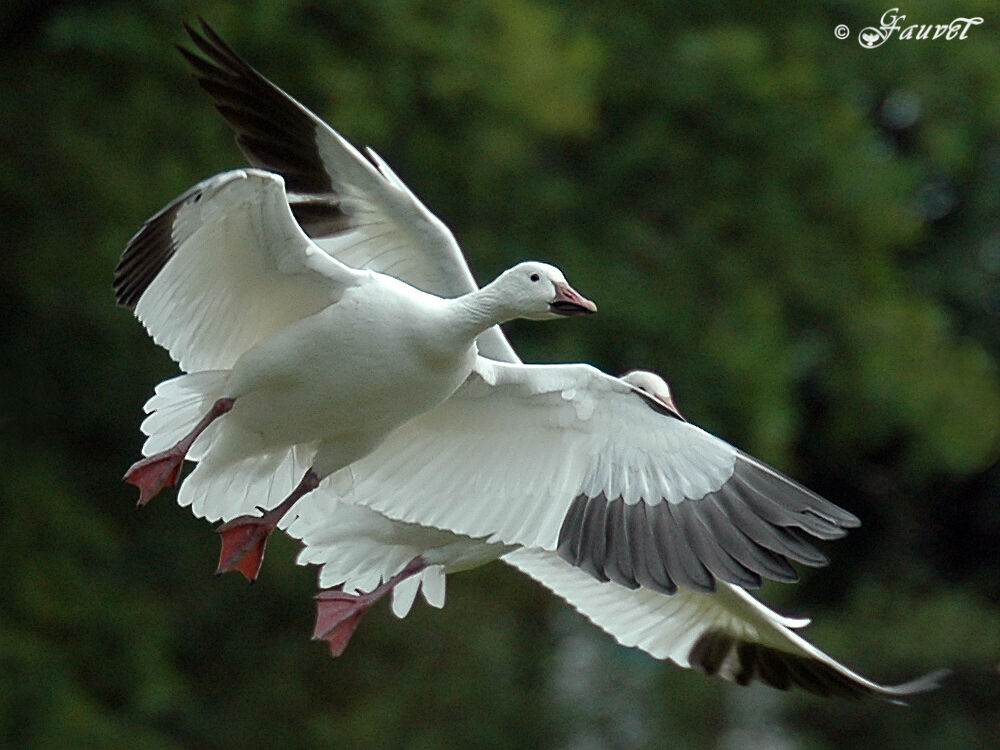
215 470 320 581
124 397 235 506
312 557 427 657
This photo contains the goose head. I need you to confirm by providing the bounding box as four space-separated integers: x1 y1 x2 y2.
493 262 596 321
621 370 683 419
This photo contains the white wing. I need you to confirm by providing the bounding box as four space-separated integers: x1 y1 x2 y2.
180 20 517 364
333 358 860 594
285 487 942 699
505 548 947 701
114 168 359 371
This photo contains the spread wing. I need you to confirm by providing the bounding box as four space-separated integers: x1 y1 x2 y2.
333 358 860 594
285 486 943 700
179 19 518 363
506 548 948 701
114 168 360 371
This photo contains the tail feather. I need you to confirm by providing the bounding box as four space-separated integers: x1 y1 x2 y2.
289 500 452 615
140 371 228 456
139 371 315 523
179 441 314 523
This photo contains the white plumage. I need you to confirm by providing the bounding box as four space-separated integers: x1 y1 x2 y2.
116 166 594 577
115 19 947 699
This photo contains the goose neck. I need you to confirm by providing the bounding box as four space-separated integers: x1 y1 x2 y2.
445 283 511 343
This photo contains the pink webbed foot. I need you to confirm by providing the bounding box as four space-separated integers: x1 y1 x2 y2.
124 450 185 506
124 397 234 506
214 471 320 581
311 558 428 657
215 512 280 581
312 590 376 657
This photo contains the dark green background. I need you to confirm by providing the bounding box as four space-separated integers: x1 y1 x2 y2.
2 1 998 747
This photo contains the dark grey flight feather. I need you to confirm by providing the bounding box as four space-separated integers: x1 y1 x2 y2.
697 495 799 582
689 630 950 702
628 501 677 593
573 495 610 583
179 18 357 239
113 182 200 308
671 500 762 588
555 493 588 566
602 498 638 589
289 200 354 237
654 499 716 592
557 455 860 594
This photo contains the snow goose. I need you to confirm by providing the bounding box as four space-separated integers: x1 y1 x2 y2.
169 23 943 698
173 22 854 595
115 167 594 580
286 374 944 700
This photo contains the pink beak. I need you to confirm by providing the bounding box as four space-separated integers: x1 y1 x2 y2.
652 390 683 420
550 282 597 316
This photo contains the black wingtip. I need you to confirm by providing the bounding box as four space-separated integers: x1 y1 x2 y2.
173 16 335 197
690 631 950 701
113 179 204 308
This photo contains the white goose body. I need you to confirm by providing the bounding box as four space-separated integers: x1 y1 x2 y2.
218 272 475 462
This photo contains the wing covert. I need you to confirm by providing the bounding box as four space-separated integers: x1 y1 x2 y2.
115 168 357 371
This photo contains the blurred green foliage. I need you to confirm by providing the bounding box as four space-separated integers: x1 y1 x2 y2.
2 0 998 748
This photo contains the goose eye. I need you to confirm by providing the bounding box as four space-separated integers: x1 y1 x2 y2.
530 273 540 282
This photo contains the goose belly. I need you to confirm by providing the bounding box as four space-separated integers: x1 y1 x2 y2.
223 300 474 448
